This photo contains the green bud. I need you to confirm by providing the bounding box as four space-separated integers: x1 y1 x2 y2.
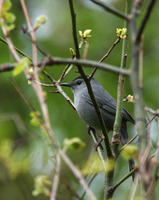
35 15 47 29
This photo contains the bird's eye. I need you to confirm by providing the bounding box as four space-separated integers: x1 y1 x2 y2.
76 80 82 85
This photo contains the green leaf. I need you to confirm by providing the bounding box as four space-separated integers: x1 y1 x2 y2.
4 12 16 24
2 0 12 12
30 111 40 126
82 153 105 175
0 139 29 179
3 23 15 32
63 137 85 151
13 57 31 76
121 144 138 160
105 158 115 173
32 175 51 197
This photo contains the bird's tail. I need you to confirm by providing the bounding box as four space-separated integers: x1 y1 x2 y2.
121 122 136 180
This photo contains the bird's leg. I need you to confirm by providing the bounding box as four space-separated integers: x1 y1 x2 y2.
111 133 121 145
87 126 104 151
96 135 104 151
87 126 96 135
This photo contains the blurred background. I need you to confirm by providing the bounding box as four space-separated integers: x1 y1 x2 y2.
0 0 159 199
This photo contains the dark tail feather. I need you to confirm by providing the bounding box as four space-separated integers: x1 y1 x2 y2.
121 122 136 181
129 159 135 180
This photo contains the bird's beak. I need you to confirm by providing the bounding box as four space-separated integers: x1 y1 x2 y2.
60 82 72 87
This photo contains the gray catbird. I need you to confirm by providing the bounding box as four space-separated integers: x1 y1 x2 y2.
61 76 135 173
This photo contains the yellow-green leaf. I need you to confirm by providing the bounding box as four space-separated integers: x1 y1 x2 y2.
13 57 31 76
4 12 16 24
30 111 40 126
2 0 12 12
32 175 51 197
82 153 105 175
105 158 115 173
3 23 15 32
121 144 138 160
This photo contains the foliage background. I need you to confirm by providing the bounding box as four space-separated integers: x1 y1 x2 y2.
0 0 159 199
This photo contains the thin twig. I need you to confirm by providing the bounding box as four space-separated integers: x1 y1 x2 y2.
106 4 128 199
120 134 138 152
59 149 96 200
145 115 157 127
20 0 54 140
83 41 90 59
154 118 159 159
130 174 139 200
21 26 50 57
90 0 130 21
129 1 155 198
89 129 106 171
10 79 35 111
64 181 82 200
50 152 61 200
43 70 75 110
136 0 156 42
0 36 31 59
80 174 97 200
58 55 75 83
108 168 136 195
89 37 120 79
0 58 130 75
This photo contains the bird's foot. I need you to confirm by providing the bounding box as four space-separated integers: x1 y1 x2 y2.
94 135 104 151
111 133 120 145
87 126 96 135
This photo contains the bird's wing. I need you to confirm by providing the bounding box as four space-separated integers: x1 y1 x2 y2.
83 83 134 124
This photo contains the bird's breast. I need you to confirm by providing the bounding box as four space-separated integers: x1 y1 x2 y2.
74 94 101 129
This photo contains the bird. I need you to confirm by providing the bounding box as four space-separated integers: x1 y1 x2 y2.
60 76 135 173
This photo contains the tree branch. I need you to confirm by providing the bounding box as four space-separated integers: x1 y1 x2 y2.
90 0 130 21
0 36 31 59
59 149 96 200
0 57 130 75
50 152 61 200
89 37 121 78
136 0 156 42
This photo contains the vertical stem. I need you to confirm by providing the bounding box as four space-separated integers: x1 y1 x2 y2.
105 2 128 200
129 1 155 200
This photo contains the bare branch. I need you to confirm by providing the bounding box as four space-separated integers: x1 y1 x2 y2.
136 0 156 42
120 134 138 152
59 149 96 200
50 153 61 200
0 36 31 59
108 168 136 196
0 58 130 75
90 0 130 21
20 0 54 140
89 37 121 79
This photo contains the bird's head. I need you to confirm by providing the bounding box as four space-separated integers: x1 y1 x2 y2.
60 76 87 93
